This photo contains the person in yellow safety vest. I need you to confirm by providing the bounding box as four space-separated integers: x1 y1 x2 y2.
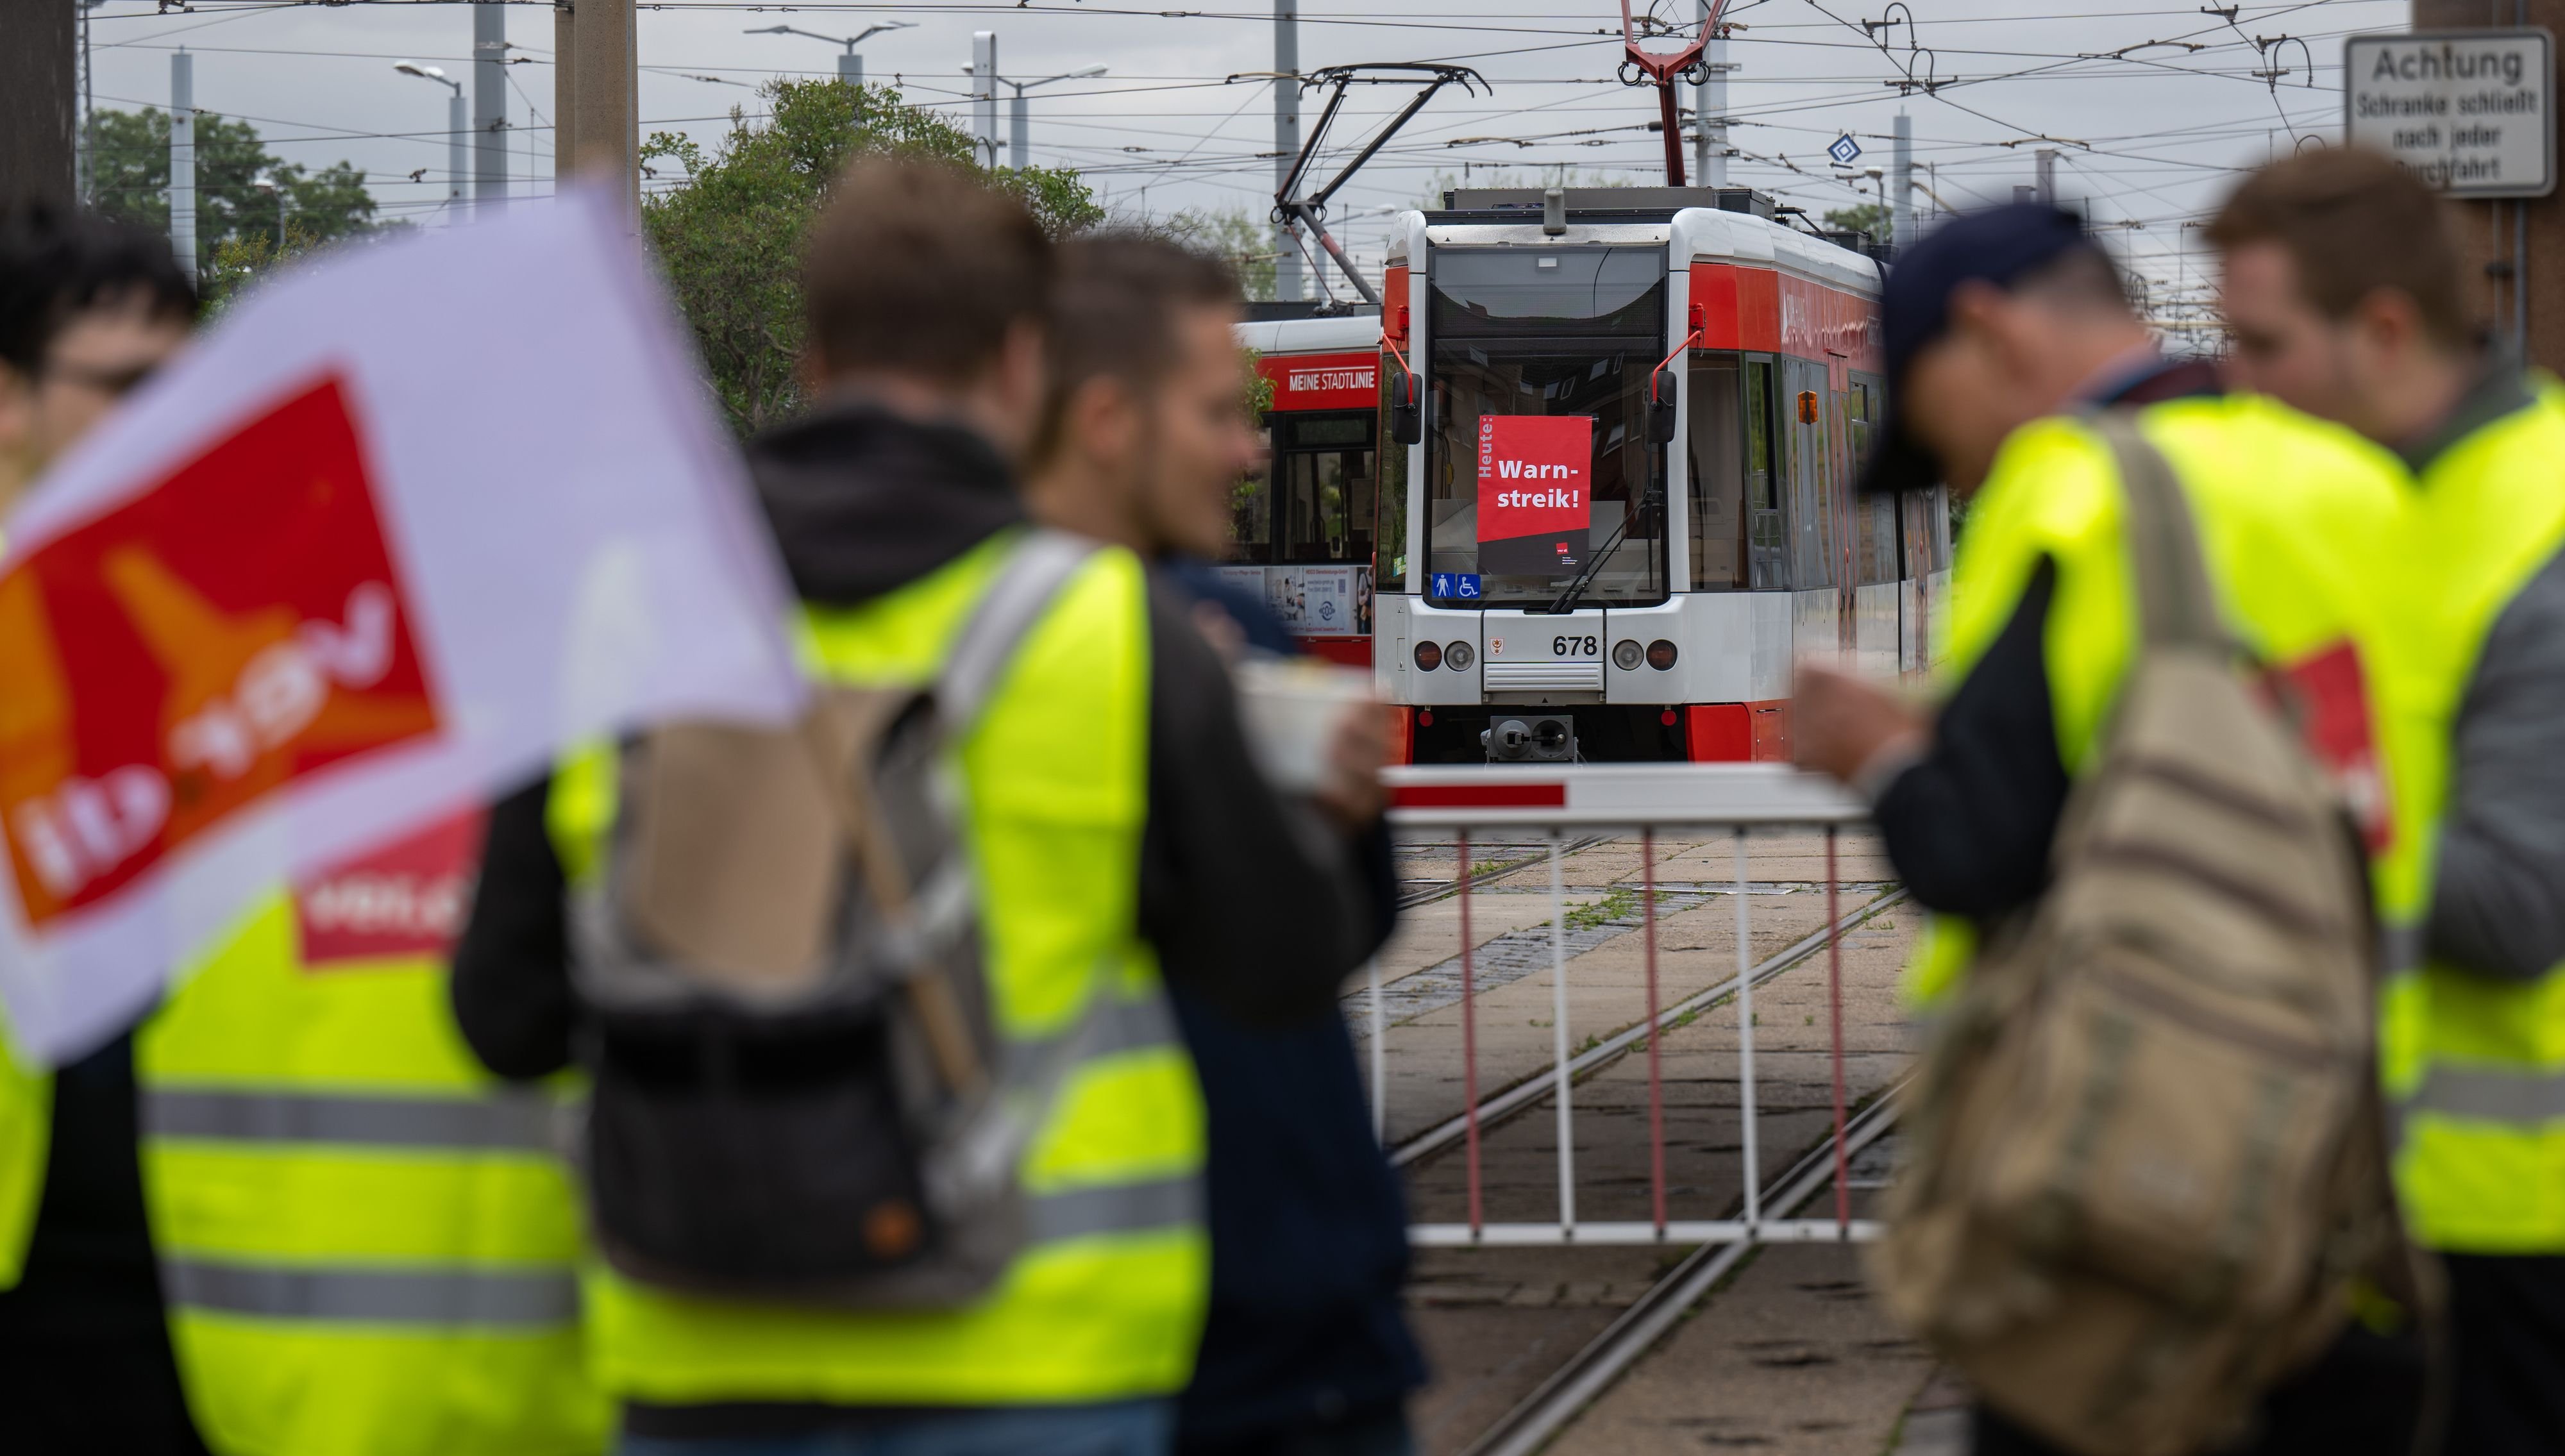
2211 145 2565 1456
0 205 610 1456
1790 204 2427 1455
133 812 610 1456
0 201 213 1455
450 158 1390 1456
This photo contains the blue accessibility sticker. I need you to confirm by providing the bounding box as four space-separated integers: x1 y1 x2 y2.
1431 573 1484 601
1828 133 1862 165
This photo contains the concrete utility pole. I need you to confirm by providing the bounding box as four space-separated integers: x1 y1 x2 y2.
1891 111 1914 246
971 33 1000 169
1273 0 1303 302
1695 1 1730 188
1007 67 1106 171
170 51 196 281
569 0 639 210
396 62 468 222
473 2 508 214
553 1 578 186
2035 147 2056 208
1 1 76 208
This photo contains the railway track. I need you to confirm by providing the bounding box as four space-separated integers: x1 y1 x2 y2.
1458 1091 1905 1456
1395 833 1613 910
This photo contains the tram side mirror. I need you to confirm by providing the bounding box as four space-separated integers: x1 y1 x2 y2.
1389 365 1424 444
1647 367 1679 444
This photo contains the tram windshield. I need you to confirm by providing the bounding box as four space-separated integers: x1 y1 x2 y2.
1423 247 1670 608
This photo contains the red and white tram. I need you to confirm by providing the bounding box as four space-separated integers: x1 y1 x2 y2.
1228 312 1388 669
1379 187 1947 763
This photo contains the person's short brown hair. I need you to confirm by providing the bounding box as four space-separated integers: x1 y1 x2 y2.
802 157 1052 383
2207 146 2472 346
1036 232 1241 455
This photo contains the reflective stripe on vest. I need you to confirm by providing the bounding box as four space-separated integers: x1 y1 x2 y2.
139 889 609 1456
568 531 1211 1407
2383 383 2565 1253
1899 396 2412 1008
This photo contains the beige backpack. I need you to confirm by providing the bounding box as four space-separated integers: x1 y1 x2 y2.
1869 414 2414 1456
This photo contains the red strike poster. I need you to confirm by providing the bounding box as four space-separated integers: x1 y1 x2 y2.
1476 414 1594 576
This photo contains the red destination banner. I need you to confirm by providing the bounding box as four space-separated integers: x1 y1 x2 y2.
1256 351 1379 412
1476 414 1593 576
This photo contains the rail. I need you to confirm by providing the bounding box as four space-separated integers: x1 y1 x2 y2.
1374 763 1890 1250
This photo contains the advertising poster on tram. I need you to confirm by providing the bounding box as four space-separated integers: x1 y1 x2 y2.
1476 414 1593 575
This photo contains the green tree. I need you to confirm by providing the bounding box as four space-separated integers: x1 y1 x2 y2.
88 108 381 272
1167 206 1278 302
1822 202 1891 242
640 79 1104 437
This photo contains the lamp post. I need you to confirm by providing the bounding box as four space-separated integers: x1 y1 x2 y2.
252 168 287 250
394 61 467 224
743 22 915 89
1003 66 1106 171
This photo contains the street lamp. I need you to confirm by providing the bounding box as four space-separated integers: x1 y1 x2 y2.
743 22 915 89
252 168 287 251
394 61 466 224
998 66 1107 171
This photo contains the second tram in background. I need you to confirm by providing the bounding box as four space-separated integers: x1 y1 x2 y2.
1237 185 1949 764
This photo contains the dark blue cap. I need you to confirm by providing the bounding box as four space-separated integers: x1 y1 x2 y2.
1862 203 2097 494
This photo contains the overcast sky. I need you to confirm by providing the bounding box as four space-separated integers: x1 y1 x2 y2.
84 0 2407 318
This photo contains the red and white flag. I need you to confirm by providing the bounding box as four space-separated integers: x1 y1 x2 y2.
0 188 805 1064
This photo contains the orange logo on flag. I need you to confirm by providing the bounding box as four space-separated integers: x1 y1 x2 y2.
0 374 439 926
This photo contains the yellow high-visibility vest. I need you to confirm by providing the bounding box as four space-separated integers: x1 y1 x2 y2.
2378 381 2565 1255
1905 396 2416 1006
557 530 1211 1407
134 862 610 1456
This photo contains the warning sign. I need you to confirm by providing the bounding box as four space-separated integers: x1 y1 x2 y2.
1476 414 1593 576
2346 30 2555 197
0 375 440 926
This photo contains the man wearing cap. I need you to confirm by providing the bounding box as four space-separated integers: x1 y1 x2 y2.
1793 205 2423 1453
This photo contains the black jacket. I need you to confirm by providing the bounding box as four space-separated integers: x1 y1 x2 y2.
450 403 1387 1434
1155 558 1425 1449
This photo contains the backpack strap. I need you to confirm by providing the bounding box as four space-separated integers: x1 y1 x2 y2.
2087 409 2230 653
937 528 1106 729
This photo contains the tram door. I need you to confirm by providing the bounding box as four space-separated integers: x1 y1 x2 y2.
1781 356 1839 662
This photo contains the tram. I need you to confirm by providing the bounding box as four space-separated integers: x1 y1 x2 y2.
1229 310 1389 669
1371 185 1946 764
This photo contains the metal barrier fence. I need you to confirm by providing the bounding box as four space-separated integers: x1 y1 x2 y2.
1375 762 1891 1250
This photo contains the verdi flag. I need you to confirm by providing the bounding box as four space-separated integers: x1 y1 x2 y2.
0 187 805 1064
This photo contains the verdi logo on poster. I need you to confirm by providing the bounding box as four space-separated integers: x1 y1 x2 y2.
1477 414 1593 576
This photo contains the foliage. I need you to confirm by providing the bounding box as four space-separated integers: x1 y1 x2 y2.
88 107 382 273
1166 206 1278 302
199 221 330 317
1821 202 1892 242
640 79 1104 437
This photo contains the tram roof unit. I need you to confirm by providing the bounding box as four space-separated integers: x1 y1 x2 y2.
1236 310 1383 356
1392 185 1887 301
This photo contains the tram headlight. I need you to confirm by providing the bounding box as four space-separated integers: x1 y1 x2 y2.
1413 639 1443 672
1445 640 1476 671
1611 639 1644 671
1646 639 1679 671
